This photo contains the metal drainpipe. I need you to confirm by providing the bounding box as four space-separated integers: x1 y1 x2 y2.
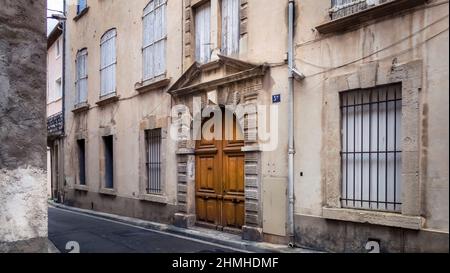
287 0 296 247
61 0 67 203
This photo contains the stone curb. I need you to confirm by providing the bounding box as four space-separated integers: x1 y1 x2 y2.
48 201 319 253
47 239 60 253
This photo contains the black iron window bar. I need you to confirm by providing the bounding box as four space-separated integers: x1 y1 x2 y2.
146 129 162 194
340 84 402 212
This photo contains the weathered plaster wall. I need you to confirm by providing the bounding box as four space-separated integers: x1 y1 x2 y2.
47 35 63 117
293 0 449 251
0 0 48 250
63 0 181 220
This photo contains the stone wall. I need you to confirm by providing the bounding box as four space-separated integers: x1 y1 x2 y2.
0 0 48 252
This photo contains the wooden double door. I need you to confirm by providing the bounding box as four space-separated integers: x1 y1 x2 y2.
195 110 245 232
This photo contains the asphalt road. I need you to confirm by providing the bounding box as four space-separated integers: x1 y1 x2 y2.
48 207 240 253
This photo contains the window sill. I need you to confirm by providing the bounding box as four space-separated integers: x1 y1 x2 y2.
135 77 171 94
74 7 89 22
99 188 117 196
72 102 90 114
48 97 63 104
74 184 88 192
139 193 168 205
322 207 424 230
316 0 427 34
96 94 120 107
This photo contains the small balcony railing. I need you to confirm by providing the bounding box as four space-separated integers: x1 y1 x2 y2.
47 112 64 138
330 0 391 20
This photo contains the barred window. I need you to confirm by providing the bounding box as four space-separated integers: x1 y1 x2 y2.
75 48 88 104
340 84 402 212
221 0 240 56
100 29 117 97
143 0 167 81
146 129 162 194
195 2 211 64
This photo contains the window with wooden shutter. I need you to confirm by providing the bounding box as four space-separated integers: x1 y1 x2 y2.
100 29 117 97
221 0 240 56
76 48 88 104
195 3 211 64
143 0 167 81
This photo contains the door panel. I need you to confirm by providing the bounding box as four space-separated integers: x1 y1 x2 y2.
195 146 221 225
198 156 216 190
195 109 245 231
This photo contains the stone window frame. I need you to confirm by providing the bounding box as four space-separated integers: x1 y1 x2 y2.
98 127 118 196
74 138 89 190
183 0 248 65
74 131 89 192
138 117 169 204
322 60 424 230
172 77 265 241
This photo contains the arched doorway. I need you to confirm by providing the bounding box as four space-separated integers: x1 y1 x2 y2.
195 107 245 233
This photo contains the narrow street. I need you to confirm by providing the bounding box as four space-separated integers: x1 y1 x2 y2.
48 207 242 253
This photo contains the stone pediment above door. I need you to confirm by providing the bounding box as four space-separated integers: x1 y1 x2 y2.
168 54 268 97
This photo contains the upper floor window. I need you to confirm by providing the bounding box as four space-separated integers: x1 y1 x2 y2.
195 2 211 64
221 0 240 56
143 0 167 81
100 29 117 97
77 0 87 14
75 48 88 104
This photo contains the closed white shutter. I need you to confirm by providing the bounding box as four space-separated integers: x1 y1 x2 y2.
221 0 240 56
341 85 402 212
100 29 117 97
143 0 167 81
195 3 211 63
76 49 88 104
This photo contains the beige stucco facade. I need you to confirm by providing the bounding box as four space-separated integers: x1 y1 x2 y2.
47 32 63 117
62 0 448 252
293 0 449 252
47 25 64 200
63 0 182 222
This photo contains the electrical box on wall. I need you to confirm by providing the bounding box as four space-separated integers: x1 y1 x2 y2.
262 177 287 237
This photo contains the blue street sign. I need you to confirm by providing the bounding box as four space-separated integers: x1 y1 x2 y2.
272 94 281 103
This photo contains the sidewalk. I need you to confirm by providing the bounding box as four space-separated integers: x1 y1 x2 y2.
48 201 320 253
